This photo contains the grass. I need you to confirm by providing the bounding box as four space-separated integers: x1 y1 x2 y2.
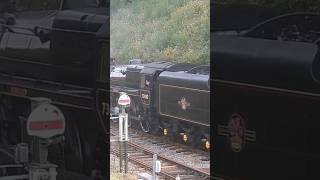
110 170 137 180
110 157 138 180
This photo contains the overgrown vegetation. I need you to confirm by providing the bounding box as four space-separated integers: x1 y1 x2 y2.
215 0 320 12
111 0 210 64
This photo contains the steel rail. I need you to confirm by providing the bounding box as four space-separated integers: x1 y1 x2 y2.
110 127 210 179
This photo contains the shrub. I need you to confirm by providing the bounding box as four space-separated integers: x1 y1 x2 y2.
111 0 210 65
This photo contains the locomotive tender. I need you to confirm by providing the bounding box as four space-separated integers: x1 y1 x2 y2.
110 61 210 149
0 0 109 179
213 4 320 180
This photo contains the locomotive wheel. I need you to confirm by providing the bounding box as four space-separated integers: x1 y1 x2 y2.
201 133 210 151
129 97 142 118
0 96 16 165
49 111 84 173
191 128 203 148
178 124 197 147
129 97 145 130
91 132 107 179
0 96 20 146
159 119 177 141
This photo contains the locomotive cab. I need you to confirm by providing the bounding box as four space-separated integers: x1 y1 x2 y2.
0 0 108 87
125 64 144 89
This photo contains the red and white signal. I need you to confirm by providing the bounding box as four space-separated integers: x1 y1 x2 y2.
27 103 65 139
118 93 131 106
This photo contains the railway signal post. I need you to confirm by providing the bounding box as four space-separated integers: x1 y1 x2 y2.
27 97 66 180
118 92 130 173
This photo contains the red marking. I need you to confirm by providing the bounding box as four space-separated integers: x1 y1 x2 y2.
29 120 64 130
228 114 246 152
118 99 130 103
179 97 190 110
230 116 244 137
10 87 27 96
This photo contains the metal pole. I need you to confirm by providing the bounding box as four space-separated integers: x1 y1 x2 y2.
119 106 129 173
152 154 157 180
119 141 123 173
119 113 124 141
124 113 128 142
124 141 128 173
118 92 130 174
119 110 124 173
124 112 128 173
176 174 180 180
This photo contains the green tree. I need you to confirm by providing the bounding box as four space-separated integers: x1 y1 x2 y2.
111 0 210 64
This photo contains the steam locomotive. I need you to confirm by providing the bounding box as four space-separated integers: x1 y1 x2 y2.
212 4 320 180
110 61 210 149
0 0 108 179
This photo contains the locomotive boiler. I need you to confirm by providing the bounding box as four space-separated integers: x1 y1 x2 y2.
110 61 210 149
0 0 109 179
212 5 320 179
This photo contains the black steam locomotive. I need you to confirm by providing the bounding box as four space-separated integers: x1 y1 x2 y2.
110 61 210 149
213 4 320 180
0 0 108 179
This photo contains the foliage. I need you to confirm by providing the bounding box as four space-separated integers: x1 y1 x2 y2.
214 0 320 12
111 0 210 64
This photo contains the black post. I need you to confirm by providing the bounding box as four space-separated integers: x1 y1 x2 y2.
119 141 123 173
124 141 128 173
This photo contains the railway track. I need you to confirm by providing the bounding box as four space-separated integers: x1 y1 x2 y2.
110 123 210 180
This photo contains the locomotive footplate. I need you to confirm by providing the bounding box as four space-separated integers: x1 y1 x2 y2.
0 73 94 110
0 169 95 180
111 86 139 97
56 169 96 180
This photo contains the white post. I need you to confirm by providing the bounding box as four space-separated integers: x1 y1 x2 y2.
119 112 124 172
119 113 124 141
176 174 180 180
152 154 157 180
118 92 130 174
124 113 128 141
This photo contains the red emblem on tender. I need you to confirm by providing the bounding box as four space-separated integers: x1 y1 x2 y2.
228 114 246 152
178 97 190 110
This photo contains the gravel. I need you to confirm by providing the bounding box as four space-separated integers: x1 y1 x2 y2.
111 124 210 173
110 153 157 180
131 137 210 170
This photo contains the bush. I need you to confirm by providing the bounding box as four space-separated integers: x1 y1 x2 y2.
214 0 320 12
111 0 210 64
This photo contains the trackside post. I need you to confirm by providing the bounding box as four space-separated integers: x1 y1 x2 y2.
118 92 130 173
